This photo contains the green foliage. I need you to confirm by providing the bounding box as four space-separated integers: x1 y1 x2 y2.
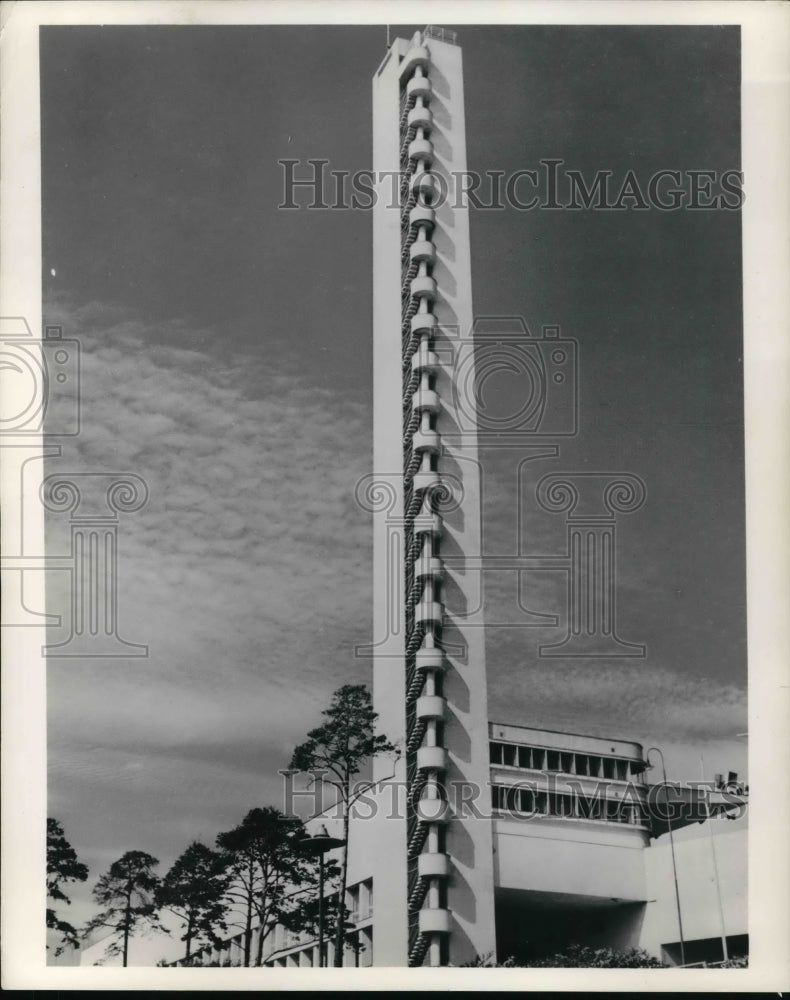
83 850 168 966
156 841 230 960
46 817 89 956
215 806 310 967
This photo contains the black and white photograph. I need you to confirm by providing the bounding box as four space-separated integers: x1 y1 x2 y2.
1 0 788 989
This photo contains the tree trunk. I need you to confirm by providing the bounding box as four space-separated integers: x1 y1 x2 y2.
123 890 131 968
243 855 253 967
333 784 350 967
255 919 265 967
185 911 194 962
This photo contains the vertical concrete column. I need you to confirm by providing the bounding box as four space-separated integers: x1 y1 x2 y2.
371 35 411 966
425 34 496 966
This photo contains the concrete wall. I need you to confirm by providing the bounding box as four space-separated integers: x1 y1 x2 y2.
639 823 747 961
369 34 412 967
494 816 648 901
426 32 497 967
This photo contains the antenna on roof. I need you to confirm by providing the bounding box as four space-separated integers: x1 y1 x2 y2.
386 25 391 49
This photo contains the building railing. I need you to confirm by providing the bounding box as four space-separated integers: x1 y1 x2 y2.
423 25 458 46
490 740 646 783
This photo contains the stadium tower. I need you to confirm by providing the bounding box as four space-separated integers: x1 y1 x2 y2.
370 26 496 967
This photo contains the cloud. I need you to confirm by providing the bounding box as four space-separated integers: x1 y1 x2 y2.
44 297 372 901
485 650 746 744
42 295 746 941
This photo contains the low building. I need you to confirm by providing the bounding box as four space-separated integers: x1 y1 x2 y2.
182 721 746 969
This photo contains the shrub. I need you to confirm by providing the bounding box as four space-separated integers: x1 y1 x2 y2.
462 944 667 968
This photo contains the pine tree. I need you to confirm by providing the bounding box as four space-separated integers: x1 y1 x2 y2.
46 817 89 957
84 850 166 966
156 842 229 962
216 807 310 966
289 684 398 966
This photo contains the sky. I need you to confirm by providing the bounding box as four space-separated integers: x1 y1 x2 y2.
39 24 746 953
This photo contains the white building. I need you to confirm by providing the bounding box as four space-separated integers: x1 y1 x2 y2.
182 720 746 969
188 25 747 971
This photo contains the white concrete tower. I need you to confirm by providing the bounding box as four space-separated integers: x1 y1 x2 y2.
371 27 496 967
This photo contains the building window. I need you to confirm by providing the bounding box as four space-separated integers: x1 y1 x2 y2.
492 781 646 826
351 877 373 921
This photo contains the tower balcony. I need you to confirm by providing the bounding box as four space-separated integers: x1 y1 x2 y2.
412 468 441 494
409 239 436 266
416 646 445 671
415 555 444 581
410 171 439 203
407 104 433 132
416 745 448 771
418 852 450 878
408 205 435 233
415 694 446 719
415 794 451 824
412 345 441 375
408 137 434 164
410 274 437 302
411 428 441 454
413 510 442 537
413 489 442 535
418 909 452 934
412 386 440 413
415 600 443 627
410 312 437 336
407 75 432 101
399 45 430 80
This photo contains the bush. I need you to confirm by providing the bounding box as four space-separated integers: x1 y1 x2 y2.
463 944 667 968
526 944 667 968
720 955 748 968
461 952 517 967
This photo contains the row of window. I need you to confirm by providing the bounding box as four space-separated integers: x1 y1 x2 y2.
266 928 374 969
490 741 643 782
492 783 647 826
272 878 373 953
183 878 374 965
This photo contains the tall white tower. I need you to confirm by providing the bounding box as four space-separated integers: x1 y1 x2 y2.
370 27 496 967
